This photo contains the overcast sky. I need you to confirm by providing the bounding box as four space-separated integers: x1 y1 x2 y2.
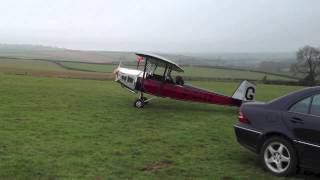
0 0 319 53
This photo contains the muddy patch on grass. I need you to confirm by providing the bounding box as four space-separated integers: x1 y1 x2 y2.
141 160 174 171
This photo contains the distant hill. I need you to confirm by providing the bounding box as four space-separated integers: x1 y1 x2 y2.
179 52 296 67
0 44 296 68
0 44 66 51
0 44 135 63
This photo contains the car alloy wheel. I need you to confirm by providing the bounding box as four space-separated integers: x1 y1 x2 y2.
264 142 290 173
260 137 297 176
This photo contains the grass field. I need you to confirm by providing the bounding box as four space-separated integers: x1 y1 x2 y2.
0 74 312 179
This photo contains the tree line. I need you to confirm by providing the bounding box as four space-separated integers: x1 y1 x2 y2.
291 45 320 86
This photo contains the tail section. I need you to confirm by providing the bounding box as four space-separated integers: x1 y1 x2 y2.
232 80 256 101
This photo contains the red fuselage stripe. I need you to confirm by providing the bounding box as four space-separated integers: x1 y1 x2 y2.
143 79 242 106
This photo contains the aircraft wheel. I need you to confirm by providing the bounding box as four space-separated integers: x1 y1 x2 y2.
134 99 145 108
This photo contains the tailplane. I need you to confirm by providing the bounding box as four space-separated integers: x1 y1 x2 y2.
232 80 256 101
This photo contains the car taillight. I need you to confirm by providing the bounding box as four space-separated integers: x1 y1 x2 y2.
239 107 250 124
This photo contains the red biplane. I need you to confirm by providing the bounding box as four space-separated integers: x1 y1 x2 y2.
114 52 256 108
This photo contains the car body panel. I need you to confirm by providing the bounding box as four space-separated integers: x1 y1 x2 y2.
235 87 320 172
283 111 320 168
234 124 263 152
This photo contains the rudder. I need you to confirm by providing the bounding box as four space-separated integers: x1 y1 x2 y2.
232 80 256 101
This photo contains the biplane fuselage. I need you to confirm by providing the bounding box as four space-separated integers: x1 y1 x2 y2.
143 79 242 106
114 52 256 108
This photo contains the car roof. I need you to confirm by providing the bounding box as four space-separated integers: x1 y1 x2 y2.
135 52 184 72
269 86 320 109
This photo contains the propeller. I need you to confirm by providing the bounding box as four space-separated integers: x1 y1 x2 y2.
112 62 122 80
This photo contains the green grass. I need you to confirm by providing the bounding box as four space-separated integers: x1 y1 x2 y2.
0 74 308 179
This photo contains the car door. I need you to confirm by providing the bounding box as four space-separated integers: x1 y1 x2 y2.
284 95 320 168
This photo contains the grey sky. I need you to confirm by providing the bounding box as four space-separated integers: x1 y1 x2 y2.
0 0 319 53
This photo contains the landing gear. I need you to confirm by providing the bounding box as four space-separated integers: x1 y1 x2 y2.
133 92 155 108
134 92 151 108
141 97 149 105
134 99 145 108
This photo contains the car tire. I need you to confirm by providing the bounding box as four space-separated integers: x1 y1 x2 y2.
260 136 298 176
134 99 144 108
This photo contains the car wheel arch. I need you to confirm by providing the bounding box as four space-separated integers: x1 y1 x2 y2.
257 132 294 153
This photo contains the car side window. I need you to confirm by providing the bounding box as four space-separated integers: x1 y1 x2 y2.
289 97 312 114
311 95 320 116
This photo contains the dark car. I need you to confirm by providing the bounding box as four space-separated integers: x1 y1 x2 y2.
234 86 320 176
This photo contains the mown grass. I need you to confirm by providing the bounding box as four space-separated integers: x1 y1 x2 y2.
0 74 310 179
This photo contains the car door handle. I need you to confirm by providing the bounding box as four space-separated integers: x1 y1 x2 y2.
290 117 304 124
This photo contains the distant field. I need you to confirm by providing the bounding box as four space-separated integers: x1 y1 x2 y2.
0 58 299 82
60 61 298 81
175 66 297 81
0 58 112 79
0 58 66 72
0 74 310 179
60 62 117 72
0 45 136 63
0 44 296 67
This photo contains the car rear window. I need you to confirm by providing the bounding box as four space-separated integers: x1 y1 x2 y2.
289 97 312 114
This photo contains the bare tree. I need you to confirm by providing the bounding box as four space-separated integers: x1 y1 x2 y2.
291 45 320 85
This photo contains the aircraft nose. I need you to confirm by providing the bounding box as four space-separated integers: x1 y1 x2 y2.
112 62 122 81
